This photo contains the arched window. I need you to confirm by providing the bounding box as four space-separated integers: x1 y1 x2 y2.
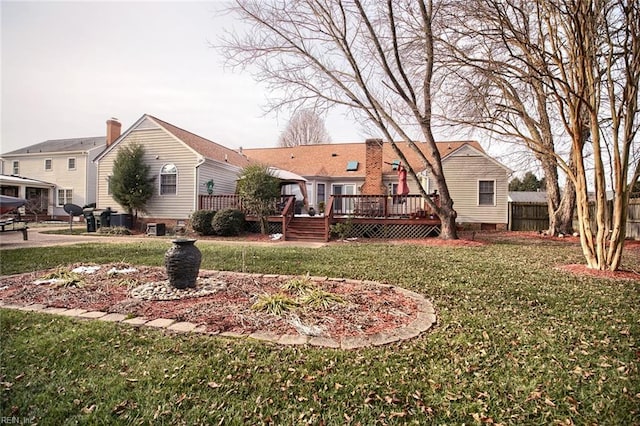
160 164 177 195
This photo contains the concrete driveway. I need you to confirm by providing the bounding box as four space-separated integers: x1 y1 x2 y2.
0 226 327 250
0 226 146 249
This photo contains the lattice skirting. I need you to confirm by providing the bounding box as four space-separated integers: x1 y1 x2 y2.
246 221 283 235
343 223 441 239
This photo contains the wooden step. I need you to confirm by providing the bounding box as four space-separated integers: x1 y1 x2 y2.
285 217 327 241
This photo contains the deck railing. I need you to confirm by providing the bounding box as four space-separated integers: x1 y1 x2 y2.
280 195 296 240
199 193 439 220
198 194 243 211
330 194 440 218
198 194 295 216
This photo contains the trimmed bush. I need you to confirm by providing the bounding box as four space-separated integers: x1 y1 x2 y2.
190 210 216 235
212 209 246 236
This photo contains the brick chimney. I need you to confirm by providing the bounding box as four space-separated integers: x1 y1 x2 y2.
106 118 121 147
360 138 387 195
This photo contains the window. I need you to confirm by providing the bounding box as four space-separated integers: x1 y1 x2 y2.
160 164 177 195
107 176 112 195
57 189 73 206
390 183 405 204
26 187 48 214
316 183 325 205
45 159 52 171
346 161 359 171
478 180 495 206
12 161 19 175
67 157 76 170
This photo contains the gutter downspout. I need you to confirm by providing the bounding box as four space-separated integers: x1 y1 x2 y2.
194 157 206 212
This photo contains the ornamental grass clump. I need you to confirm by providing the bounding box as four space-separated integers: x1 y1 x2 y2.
251 293 299 316
40 268 85 288
299 289 344 309
116 278 141 288
279 274 316 294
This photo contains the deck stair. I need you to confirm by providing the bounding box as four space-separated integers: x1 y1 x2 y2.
285 216 326 241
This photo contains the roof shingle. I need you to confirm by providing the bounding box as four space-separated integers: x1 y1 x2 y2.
2 137 106 156
149 116 250 168
243 141 484 178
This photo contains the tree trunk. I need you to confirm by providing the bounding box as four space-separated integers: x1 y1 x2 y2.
554 181 576 235
438 201 458 239
539 147 576 236
260 216 269 235
541 160 562 236
573 150 599 269
432 177 458 239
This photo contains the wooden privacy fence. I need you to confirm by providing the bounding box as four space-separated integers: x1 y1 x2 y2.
509 198 640 239
508 202 549 231
628 199 640 239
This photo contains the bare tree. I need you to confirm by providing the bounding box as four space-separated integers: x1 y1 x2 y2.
23 193 48 222
278 109 332 147
440 0 639 270
220 0 460 239
437 0 577 236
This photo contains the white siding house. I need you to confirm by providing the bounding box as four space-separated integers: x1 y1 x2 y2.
245 140 512 228
1 137 106 218
94 115 250 225
425 144 511 228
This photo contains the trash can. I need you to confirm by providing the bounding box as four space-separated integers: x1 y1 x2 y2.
99 208 113 228
83 210 96 232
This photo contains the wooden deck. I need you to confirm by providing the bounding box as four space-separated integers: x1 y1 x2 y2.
200 194 441 241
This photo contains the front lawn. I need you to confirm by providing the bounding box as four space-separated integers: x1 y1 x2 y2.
1 236 638 424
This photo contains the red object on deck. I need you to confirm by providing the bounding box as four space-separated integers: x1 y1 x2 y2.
397 165 409 195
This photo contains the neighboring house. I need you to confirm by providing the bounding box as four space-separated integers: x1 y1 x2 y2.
0 136 106 218
244 139 511 229
0 175 56 218
94 114 250 226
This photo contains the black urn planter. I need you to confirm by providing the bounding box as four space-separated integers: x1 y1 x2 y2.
165 239 202 289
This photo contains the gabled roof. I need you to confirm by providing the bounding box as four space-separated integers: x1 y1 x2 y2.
147 116 250 168
2 137 106 156
94 114 250 168
243 141 484 178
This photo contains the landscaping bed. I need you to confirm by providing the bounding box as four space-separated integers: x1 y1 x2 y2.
0 263 420 338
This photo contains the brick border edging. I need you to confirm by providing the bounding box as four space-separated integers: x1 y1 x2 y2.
0 272 436 350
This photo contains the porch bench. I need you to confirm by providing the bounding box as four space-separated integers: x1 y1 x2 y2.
0 218 29 240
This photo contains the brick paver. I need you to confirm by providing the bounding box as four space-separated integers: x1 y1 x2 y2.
145 318 176 328
1 261 437 349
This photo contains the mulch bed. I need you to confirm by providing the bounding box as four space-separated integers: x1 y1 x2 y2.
0 263 419 339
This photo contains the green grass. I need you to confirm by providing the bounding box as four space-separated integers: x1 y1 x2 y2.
1 238 639 424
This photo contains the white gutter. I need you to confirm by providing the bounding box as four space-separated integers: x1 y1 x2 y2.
194 157 206 212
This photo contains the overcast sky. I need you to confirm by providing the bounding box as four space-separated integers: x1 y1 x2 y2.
1 0 370 154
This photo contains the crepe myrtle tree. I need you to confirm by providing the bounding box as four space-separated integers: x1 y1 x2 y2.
220 0 460 239
437 0 579 237
236 164 281 234
110 142 156 226
438 0 639 270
